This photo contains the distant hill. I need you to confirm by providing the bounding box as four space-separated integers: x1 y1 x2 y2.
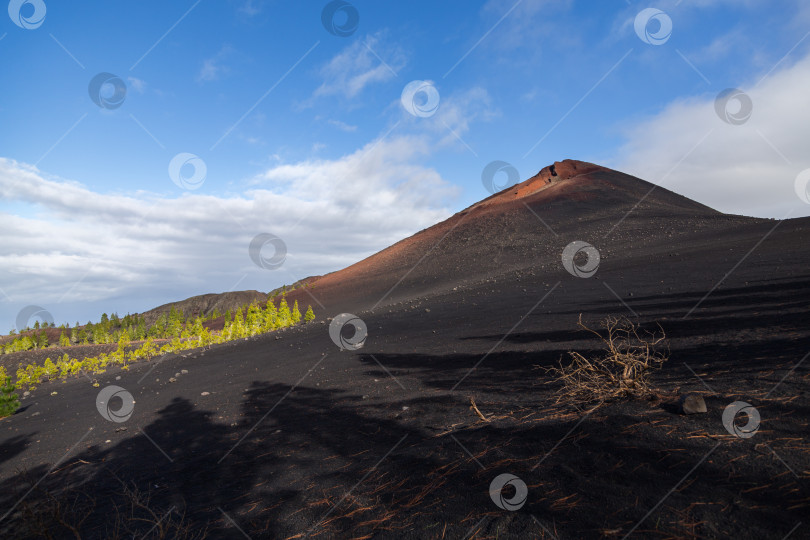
139 290 269 324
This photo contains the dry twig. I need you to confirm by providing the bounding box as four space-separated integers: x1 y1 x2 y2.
469 397 490 422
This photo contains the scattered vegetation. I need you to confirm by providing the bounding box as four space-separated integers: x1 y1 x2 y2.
547 315 669 407
0 296 314 393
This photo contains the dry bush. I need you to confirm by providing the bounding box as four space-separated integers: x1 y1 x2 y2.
547 314 669 406
106 479 206 540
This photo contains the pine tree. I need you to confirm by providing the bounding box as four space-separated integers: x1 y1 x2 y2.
43 358 58 379
39 330 48 348
33 320 40 330
93 324 109 344
59 331 70 347
246 304 259 332
291 300 301 324
264 300 278 330
21 336 35 351
232 309 246 338
141 336 158 359
278 296 291 326
304 305 315 323
113 330 130 362
190 317 204 338
0 375 20 418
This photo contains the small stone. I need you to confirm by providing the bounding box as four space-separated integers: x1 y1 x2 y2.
362 395 369 400
201 391 210 396
181 369 188 374
105 440 111 444
115 376 121 380
169 378 177 383
402 406 409 411
679 393 707 414
50 391 57 396
31 412 40 417
175 373 181 378
23 391 30 397
425 308 430 312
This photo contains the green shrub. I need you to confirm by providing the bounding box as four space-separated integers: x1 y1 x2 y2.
0 375 20 418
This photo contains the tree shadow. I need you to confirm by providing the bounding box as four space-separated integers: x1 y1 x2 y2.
0 371 807 539
0 433 34 469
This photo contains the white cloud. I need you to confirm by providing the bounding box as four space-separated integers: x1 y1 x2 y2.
237 0 262 17
613 51 810 218
127 77 146 94
479 0 576 62
328 119 358 132
197 45 235 83
430 86 497 147
0 131 457 312
312 32 406 101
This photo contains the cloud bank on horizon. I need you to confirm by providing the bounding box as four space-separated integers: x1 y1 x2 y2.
2 0 810 324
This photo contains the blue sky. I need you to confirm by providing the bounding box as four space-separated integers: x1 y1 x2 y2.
2 0 810 327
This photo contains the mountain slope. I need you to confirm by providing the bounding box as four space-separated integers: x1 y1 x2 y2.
284 159 744 314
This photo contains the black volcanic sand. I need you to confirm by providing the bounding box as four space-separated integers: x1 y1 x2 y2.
2 203 810 538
